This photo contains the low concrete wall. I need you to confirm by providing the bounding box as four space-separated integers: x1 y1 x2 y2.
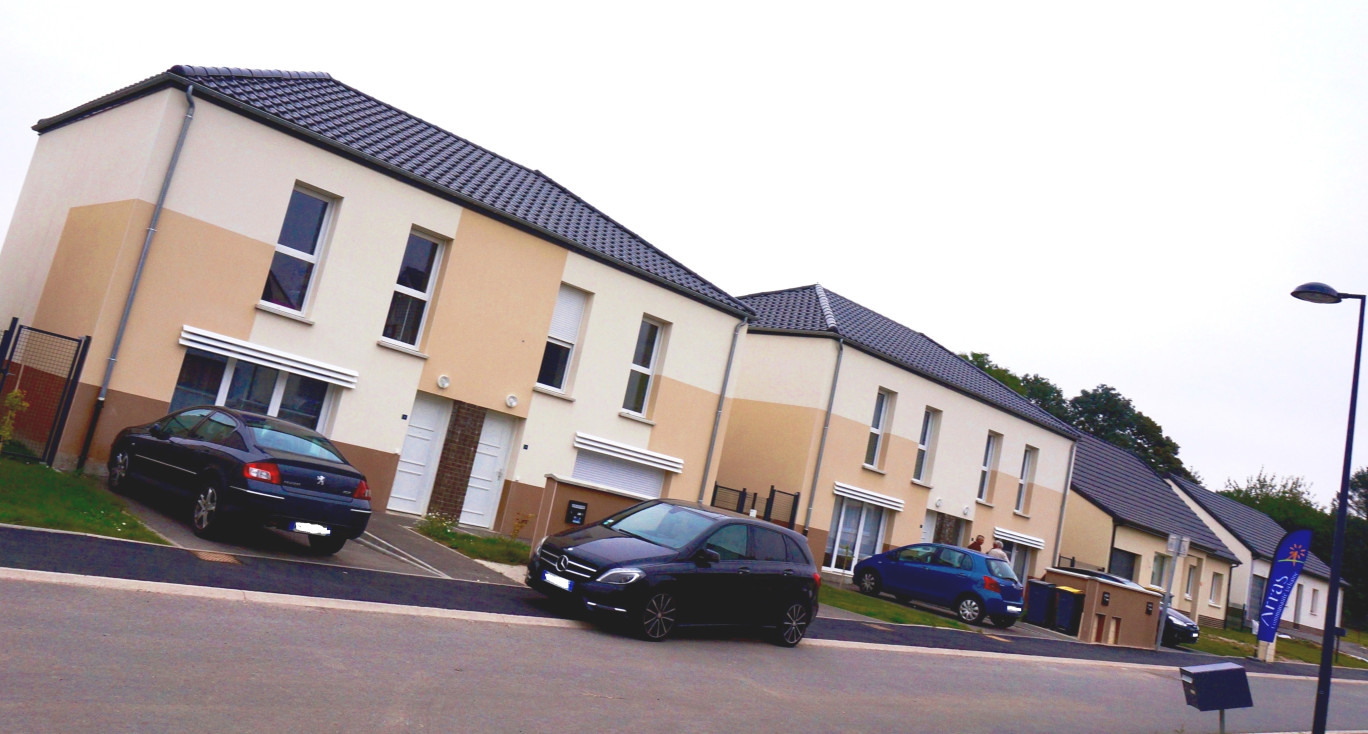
1044 569 1163 649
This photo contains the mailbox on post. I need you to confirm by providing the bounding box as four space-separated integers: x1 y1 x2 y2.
1179 662 1252 733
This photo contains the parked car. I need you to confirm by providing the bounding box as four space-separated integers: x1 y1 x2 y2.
526 499 820 646
107 406 371 554
853 542 1024 626
1048 567 1201 646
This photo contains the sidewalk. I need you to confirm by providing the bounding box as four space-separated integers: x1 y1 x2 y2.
360 511 517 585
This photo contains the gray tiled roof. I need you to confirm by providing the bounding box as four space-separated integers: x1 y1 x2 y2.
1072 433 1239 563
1173 477 1332 580
740 285 1077 437
36 66 748 315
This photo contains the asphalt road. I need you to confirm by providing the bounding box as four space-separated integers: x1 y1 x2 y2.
3 523 1365 684
4 579 1367 734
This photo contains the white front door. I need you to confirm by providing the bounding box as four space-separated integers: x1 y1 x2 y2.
387 393 452 515
458 411 516 528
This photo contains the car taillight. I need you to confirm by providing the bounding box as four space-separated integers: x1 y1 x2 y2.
243 462 281 484
813 572 823 590
353 480 371 500
982 575 1001 593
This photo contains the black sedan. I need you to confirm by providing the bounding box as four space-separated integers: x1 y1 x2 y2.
107 406 371 554
527 499 820 646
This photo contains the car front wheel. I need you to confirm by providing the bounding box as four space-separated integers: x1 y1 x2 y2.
856 569 881 596
774 601 811 647
308 535 347 555
191 480 225 538
956 594 985 624
639 591 678 642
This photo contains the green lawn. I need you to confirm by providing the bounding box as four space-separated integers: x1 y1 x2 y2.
0 457 165 544
821 585 969 630
414 514 531 565
1184 625 1368 669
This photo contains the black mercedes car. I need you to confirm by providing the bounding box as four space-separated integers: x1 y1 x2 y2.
527 499 820 646
107 406 371 554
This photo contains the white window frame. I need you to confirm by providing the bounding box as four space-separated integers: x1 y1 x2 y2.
200 356 336 432
864 390 894 469
622 318 664 416
1015 446 1037 512
977 433 1000 501
379 230 443 348
261 184 335 315
1209 572 1224 605
1185 565 1197 599
537 285 588 392
1151 552 1171 588
1311 587 1320 615
913 408 938 483
823 495 890 575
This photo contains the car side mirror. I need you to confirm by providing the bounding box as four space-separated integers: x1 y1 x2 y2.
695 548 721 566
149 425 166 439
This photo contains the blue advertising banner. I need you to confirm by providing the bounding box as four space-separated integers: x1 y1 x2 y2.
1256 528 1314 644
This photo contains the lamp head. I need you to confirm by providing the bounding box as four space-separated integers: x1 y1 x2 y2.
1291 282 1343 304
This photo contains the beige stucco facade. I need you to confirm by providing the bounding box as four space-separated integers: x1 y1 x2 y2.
1058 492 1235 625
1171 482 1340 632
0 85 742 528
718 332 1075 578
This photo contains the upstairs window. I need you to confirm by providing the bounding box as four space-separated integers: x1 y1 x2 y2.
913 408 938 482
864 390 894 468
622 319 663 415
382 232 442 346
977 432 1000 501
538 285 588 391
262 187 332 312
1015 446 1037 512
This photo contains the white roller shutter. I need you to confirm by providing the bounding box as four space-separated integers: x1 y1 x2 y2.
549 286 587 343
572 450 665 499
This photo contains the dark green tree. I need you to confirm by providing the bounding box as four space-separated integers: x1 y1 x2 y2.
1349 467 1368 520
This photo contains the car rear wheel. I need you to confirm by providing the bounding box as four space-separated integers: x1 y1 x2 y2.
773 601 811 647
639 591 678 642
191 480 225 538
308 535 347 555
956 594 985 624
856 569 881 596
107 450 132 494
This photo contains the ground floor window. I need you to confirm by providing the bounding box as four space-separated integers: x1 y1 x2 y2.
169 348 332 430
823 497 887 573
999 540 1034 580
1109 548 1139 582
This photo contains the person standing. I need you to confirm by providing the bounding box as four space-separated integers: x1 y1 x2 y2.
967 535 985 552
988 540 1010 562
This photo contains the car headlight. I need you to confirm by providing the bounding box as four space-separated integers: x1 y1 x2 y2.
596 568 644 585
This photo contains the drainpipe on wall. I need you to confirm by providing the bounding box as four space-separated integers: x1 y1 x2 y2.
801 337 844 534
697 317 749 502
77 85 196 470
1050 438 1079 569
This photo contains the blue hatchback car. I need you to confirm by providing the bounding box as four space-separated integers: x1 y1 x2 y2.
852 542 1024 626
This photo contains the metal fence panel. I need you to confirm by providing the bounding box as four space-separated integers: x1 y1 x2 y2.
0 324 89 464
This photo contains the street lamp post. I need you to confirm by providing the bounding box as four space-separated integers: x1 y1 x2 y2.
1290 281 1363 734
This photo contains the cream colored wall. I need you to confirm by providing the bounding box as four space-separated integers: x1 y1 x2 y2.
1171 481 1254 611
1058 493 1115 570
517 250 742 494
0 90 185 325
814 347 1073 554
1112 525 1232 619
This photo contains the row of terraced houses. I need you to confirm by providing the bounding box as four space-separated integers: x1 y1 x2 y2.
0 66 1341 637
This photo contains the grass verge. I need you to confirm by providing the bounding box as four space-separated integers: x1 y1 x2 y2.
1184 626 1368 669
414 514 531 565
0 457 165 544
821 585 969 630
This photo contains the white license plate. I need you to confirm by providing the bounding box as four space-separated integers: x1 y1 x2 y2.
543 570 573 591
1006 606 1022 614
293 522 330 536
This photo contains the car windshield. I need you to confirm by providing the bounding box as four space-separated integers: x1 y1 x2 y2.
602 503 714 550
986 558 1018 581
244 418 345 463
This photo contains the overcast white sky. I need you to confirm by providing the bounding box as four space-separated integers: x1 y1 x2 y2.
3 2 1367 508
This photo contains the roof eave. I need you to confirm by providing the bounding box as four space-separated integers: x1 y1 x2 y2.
39 72 752 320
